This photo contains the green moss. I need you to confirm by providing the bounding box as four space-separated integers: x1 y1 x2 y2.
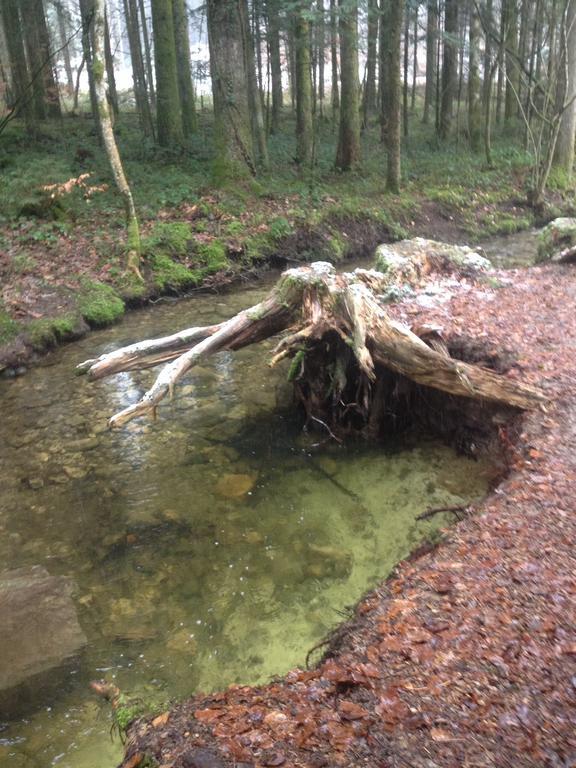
288 349 306 381
268 216 294 241
0 305 19 344
196 239 228 270
27 314 78 350
143 222 193 257
150 253 200 291
78 281 125 327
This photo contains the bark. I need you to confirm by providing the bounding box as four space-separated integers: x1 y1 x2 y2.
240 0 269 170
403 3 409 137
21 0 48 120
317 0 325 116
151 0 183 147
379 0 390 142
553 0 576 175
335 0 360 169
56 0 75 94
138 0 156 108
104 7 119 119
78 262 545 430
386 0 402 191
423 0 438 124
125 0 155 138
411 4 417 112
439 0 458 139
362 0 378 127
32 0 62 117
503 0 519 121
172 0 197 138
1 0 35 131
207 0 256 178
330 0 339 114
266 0 283 132
468 2 482 151
92 0 143 279
295 4 313 167
79 0 100 121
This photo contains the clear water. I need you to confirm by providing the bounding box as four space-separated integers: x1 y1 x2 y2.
0 275 491 767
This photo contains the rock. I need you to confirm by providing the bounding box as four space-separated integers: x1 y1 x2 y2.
305 544 353 580
536 217 576 262
374 238 491 300
67 436 100 452
0 566 86 714
26 477 44 490
215 473 257 499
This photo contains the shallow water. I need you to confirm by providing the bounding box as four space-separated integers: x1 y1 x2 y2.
0 273 492 767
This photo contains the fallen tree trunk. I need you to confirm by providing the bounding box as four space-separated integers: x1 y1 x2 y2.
78 262 545 429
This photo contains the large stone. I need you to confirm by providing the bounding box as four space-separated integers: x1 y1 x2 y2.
374 238 491 302
536 217 576 263
0 566 87 714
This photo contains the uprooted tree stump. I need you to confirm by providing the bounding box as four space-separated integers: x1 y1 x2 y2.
77 262 545 435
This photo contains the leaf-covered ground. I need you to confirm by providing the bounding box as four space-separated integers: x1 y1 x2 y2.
119 263 576 768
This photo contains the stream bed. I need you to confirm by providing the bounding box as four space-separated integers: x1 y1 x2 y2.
0 270 497 767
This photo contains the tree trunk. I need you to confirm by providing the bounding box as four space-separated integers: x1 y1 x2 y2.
92 0 142 279
317 0 325 117
240 0 269 170
295 4 313 167
330 0 339 115
151 0 183 147
1 0 35 131
422 0 437 123
138 0 156 108
78 261 545 430
411 5 417 111
402 3 409 137
56 0 75 95
386 0 402 191
79 0 100 120
439 0 457 139
104 7 119 119
553 0 576 175
503 0 519 121
172 0 196 138
266 0 283 132
362 0 378 128
207 0 256 178
125 0 155 137
379 0 391 143
335 0 360 169
468 1 482 151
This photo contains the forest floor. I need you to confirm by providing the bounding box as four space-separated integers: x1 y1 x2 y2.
2 111 575 372
119 261 576 768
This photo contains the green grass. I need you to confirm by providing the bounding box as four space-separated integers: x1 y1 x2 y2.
0 303 19 344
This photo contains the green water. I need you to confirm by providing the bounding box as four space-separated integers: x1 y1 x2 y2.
0 276 491 768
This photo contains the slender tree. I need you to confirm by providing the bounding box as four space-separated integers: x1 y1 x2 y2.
330 0 339 114
172 0 196 137
1 0 35 130
151 0 183 146
468 0 482 150
335 0 360 168
55 0 75 95
317 0 325 117
423 0 437 123
503 0 519 121
93 0 143 278
266 0 283 132
553 0 576 175
386 0 403 191
362 0 378 127
240 0 269 169
295 3 314 166
104 7 119 119
138 0 156 108
125 0 155 137
438 0 457 139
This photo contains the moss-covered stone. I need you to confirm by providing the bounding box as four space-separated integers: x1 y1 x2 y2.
78 281 125 327
27 315 78 350
536 217 576 263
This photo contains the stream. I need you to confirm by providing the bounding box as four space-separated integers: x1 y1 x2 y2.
0 234 534 768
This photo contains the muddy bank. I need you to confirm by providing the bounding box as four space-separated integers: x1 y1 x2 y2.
118 262 576 768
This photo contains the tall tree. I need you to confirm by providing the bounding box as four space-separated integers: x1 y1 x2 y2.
1 0 35 130
207 0 256 177
151 0 183 146
503 0 519 121
104 7 119 119
553 0 576 175
240 0 269 169
335 0 360 168
386 0 403 191
468 0 482 150
379 0 391 142
438 0 458 139
330 0 339 114
79 0 100 120
21 0 61 119
266 0 283 132
93 0 143 278
422 0 437 123
317 0 325 116
362 0 378 127
294 4 314 166
172 0 197 137
55 0 75 95
124 0 155 137
138 0 156 108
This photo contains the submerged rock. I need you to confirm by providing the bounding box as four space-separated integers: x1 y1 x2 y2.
536 217 576 263
215 473 257 499
0 566 86 714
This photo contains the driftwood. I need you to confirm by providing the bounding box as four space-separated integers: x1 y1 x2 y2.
78 262 545 429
